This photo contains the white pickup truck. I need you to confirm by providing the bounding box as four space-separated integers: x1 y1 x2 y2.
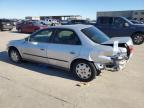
41 19 59 26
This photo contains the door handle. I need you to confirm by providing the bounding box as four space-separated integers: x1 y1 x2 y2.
70 51 75 54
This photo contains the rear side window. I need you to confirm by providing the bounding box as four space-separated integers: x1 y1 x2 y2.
53 29 81 45
29 29 54 43
99 17 113 25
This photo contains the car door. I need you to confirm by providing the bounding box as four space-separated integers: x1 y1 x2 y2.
21 22 28 32
46 28 82 68
21 29 55 64
22 22 33 33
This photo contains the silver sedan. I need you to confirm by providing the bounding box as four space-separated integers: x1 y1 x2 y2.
7 24 133 82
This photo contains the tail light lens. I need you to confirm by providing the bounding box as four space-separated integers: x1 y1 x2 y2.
128 45 134 54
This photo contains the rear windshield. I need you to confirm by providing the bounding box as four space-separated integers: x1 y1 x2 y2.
1 19 11 22
0 19 12 23
81 26 110 44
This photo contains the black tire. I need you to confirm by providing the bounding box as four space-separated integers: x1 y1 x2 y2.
131 33 144 45
72 60 97 82
9 48 22 63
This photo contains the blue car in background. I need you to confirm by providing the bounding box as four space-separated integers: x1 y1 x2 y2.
95 16 144 45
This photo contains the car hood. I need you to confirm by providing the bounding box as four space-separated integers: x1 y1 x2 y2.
8 39 25 46
101 37 133 46
132 23 144 27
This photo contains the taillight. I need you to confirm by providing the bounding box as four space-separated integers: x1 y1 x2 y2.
128 45 134 53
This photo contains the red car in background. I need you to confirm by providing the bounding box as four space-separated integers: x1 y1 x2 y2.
16 20 48 33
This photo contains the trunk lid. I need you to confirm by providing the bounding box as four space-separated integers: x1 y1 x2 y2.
101 37 134 58
101 37 133 46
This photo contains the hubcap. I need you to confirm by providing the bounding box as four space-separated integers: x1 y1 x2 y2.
10 50 19 62
133 35 143 44
76 63 91 79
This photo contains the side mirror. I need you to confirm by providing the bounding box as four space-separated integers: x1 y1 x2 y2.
124 23 129 27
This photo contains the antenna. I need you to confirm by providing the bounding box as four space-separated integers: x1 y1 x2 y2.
113 41 119 56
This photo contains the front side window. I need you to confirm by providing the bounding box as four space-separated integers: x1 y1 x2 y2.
53 29 81 45
81 26 109 44
27 22 33 25
113 18 126 27
29 29 54 43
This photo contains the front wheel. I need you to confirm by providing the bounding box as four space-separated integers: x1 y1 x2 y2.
72 60 97 82
9 48 22 63
131 33 144 45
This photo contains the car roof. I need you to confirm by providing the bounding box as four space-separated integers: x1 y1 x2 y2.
49 24 93 30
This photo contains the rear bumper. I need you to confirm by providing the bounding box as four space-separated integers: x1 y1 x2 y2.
94 54 132 71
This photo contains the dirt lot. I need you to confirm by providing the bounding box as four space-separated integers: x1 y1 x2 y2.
0 30 144 108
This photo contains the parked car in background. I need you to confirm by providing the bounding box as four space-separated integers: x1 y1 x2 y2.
0 19 13 31
41 19 59 26
7 24 133 82
67 19 89 25
60 20 69 25
10 19 19 26
95 16 144 45
16 20 48 33
89 20 97 26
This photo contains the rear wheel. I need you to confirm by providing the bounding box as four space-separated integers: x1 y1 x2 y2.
72 60 97 82
9 48 22 63
132 33 144 45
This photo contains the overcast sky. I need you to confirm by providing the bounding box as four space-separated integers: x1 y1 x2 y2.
0 0 144 19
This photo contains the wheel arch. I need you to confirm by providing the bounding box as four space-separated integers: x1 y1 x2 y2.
8 46 21 57
131 31 144 37
70 58 94 70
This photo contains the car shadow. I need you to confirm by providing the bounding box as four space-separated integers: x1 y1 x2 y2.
0 51 76 81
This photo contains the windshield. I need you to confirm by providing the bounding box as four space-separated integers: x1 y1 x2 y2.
81 26 110 44
122 17 133 25
1 19 11 23
130 20 144 24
